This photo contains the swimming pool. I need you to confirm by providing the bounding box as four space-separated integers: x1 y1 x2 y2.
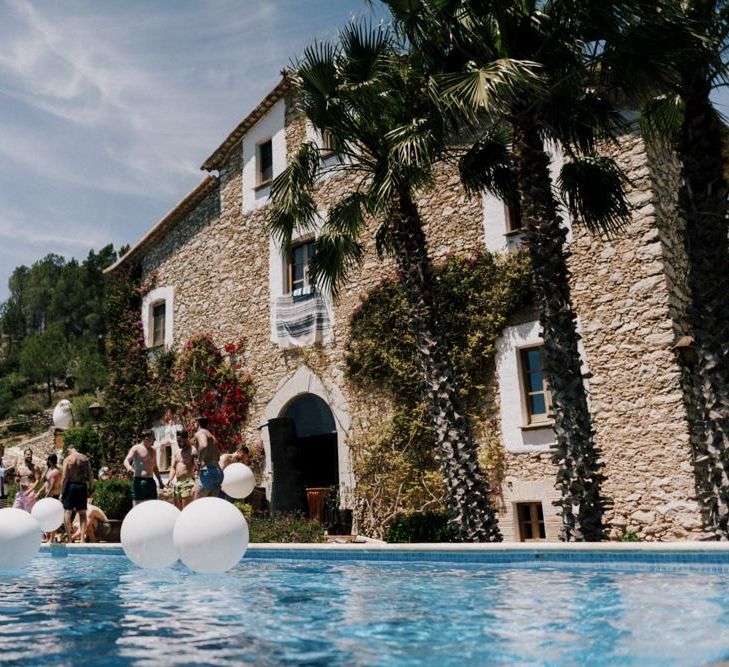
2 547 729 666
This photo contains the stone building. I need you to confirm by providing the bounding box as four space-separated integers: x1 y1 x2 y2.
106 76 704 541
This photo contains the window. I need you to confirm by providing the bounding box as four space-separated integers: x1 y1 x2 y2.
505 201 522 233
287 239 316 295
520 346 552 423
257 139 273 185
517 502 546 541
321 130 336 157
152 303 166 348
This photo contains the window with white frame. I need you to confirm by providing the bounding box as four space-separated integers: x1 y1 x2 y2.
142 286 174 350
242 97 286 213
519 345 552 424
151 302 166 348
257 139 273 186
287 238 316 296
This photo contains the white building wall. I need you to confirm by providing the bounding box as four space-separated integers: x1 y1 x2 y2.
241 98 287 213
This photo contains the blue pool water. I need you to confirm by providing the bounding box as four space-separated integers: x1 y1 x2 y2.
1 550 729 666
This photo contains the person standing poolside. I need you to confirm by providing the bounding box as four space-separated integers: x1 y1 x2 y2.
0 443 15 509
44 454 62 499
124 429 165 505
17 448 41 485
41 453 62 542
60 445 94 543
193 417 223 499
167 430 197 509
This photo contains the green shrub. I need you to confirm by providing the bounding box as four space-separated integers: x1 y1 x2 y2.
385 511 457 543
11 395 46 417
93 478 132 520
63 426 103 472
244 511 326 543
71 394 99 428
614 530 641 542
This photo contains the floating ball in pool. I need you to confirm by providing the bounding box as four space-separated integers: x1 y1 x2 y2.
0 508 42 569
121 500 181 569
222 463 255 500
31 497 65 532
173 497 248 573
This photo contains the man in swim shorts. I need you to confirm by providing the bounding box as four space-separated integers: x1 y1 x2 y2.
124 429 165 505
193 417 223 499
60 445 94 543
167 430 197 509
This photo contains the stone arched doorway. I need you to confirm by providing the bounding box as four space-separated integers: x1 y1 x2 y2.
267 393 339 514
261 366 353 515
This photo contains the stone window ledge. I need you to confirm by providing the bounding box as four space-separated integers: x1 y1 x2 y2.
520 420 554 432
254 180 273 192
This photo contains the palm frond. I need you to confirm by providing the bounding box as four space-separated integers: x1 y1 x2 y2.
386 117 440 170
438 59 543 112
295 41 339 99
266 142 320 248
308 192 371 296
458 127 519 203
640 94 684 147
544 90 628 155
338 21 395 88
558 155 632 235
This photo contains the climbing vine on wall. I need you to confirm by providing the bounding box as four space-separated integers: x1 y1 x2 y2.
346 249 533 536
103 266 164 462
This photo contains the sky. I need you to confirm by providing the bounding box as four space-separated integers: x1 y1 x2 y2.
0 0 380 300
1 2 728 303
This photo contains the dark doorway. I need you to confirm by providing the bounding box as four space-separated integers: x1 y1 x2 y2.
268 393 338 514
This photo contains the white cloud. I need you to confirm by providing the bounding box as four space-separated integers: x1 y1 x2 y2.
0 0 377 299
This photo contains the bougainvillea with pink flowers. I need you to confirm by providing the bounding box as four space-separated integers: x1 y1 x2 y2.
170 333 255 452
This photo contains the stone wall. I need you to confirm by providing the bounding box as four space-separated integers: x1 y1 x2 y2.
565 135 701 539
134 93 701 540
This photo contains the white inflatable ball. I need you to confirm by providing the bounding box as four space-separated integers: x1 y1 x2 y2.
222 463 256 500
0 508 42 569
173 497 248 574
52 399 74 430
31 497 65 532
121 500 181 569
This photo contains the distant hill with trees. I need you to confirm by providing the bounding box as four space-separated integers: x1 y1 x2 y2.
0 244 127 419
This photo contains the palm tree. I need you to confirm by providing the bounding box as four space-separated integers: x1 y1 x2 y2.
266 23 528 541
382 0 633 541
605 0 729 537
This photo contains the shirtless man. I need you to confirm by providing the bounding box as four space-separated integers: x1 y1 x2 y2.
124 429 165 505
60 445 94 543
17 448 41 486
70 501 109 543
44 454 62 499
42 454 62 542
193 417 223 499
167 430 197 509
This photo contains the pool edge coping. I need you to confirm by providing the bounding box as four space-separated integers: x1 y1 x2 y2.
41 540 729 553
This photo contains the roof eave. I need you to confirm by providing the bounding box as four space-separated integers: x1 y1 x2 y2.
200 75 292 173
104 175 219 275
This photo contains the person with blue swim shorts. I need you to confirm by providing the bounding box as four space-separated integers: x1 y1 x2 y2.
193 416 224 499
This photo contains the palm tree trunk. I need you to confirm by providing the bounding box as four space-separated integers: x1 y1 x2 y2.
512 125 608 541
388 189 502 542
678 71 729 538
